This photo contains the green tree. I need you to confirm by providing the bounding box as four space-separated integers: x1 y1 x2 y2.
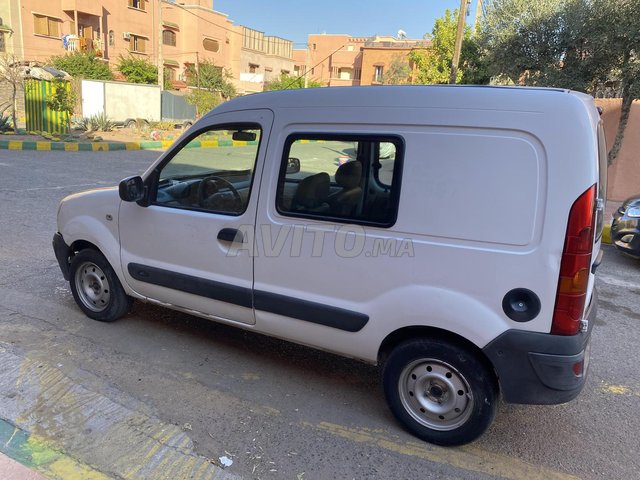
185 89 221 117
410 9 483 85
117 55 157 84
46 79 77 131
590 0 640 163
49 52 113 80
186 60 236 99
382 55 410 85
479 0 640 163
265 73 322 90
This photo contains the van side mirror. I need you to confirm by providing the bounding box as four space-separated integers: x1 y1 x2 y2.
119 176 145 203
286 157 301 174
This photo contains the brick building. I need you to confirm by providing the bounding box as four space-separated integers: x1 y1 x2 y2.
0 0 293 94
293 33 429 87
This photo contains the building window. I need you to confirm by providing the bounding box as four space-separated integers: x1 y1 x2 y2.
128 0 147 11
108 30 115 46
130 34 146 53
338 68 353 80
33 14 60 37
249 63 259 73
203 38 219 52
374 65 384 83
163 30 176 46
281 69 290 75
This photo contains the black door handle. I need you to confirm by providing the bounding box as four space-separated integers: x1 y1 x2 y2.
217 228 244 243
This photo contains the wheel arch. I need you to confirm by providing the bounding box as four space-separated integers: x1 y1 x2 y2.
69 239 101 255
378 326 499 387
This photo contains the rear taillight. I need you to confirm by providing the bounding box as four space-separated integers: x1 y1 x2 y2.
552 185 596 335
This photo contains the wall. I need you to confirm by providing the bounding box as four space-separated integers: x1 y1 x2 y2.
597 99 640 201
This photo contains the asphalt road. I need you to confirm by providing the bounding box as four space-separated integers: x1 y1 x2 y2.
0 149 639 480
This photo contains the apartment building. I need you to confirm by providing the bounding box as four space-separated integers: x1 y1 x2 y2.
293 33 430 87
293 34 367 87
0 0 293 93
360 36 430 85
238 26 294 94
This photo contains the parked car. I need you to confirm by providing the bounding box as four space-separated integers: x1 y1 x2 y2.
611 195 640 258
53 85 606 446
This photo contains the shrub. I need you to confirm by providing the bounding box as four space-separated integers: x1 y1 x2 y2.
49 52 113 80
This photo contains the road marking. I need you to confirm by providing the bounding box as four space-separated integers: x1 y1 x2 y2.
600 383 640 397
0 182 109 193
597 274 640 290
304 421 579 480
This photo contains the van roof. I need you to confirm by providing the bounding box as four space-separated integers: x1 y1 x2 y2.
208 85 593 117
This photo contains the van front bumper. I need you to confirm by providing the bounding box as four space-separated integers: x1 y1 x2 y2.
53 232 71 281
483 289 597 405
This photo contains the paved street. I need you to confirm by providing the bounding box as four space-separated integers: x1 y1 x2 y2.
0 150 639 479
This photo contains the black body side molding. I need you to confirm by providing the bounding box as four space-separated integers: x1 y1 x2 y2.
127 263 369 332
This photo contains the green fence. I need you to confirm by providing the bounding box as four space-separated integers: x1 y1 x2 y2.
24 79 71 134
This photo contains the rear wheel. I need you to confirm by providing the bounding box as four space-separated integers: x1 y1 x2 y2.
69 249 132 322
383 338 498 446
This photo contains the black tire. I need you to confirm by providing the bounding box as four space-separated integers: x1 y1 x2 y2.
69 249 133 322
382 338 498 446
124 119 137 129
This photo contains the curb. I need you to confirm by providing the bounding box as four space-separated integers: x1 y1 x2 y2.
0 139 173 152
0 419 109 480
602 224 611 245
0 139 259 152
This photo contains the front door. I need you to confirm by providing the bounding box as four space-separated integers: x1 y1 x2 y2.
119 109 273 324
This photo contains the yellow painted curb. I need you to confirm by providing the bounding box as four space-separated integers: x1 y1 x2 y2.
36 141 51 151
8 141 22 150
64 143 79 151
125 142 140 150
91 143 109 152
200 140 219 148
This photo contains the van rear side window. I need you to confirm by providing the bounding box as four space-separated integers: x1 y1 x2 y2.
276 134 403 227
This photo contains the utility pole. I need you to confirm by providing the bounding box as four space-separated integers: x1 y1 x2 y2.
449 0 469 84
474 0 484 34
304 40 310 88
157 0 164 90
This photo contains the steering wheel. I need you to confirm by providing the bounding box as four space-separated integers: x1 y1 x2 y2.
197 175 243 212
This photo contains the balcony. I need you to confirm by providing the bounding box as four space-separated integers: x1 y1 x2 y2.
65 36 104 57
61 0 102 17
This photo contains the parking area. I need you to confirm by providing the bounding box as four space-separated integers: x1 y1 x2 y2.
0 150 638 479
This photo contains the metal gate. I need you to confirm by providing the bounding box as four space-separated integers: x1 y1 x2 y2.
161 91 196 122
24 79 71 134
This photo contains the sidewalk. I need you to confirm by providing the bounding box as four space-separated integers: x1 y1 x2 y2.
0 453 48 480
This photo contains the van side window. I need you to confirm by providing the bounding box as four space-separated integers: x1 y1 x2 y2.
153 125 261 216
276 134 403 226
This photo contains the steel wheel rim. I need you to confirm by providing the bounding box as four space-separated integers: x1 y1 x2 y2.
398 358 474 431
75 261 111 312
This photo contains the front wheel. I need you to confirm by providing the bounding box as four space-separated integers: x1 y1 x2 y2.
383 338 498 446
69 249 133 322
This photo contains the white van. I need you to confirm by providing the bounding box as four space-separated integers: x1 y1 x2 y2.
53 86 606 446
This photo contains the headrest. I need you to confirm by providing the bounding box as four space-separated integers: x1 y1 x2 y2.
335 161 362 189
294 172 330 208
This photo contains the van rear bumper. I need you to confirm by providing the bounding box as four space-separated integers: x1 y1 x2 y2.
483 289 597 405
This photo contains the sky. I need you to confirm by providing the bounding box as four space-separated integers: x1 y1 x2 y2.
214 0 482 47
